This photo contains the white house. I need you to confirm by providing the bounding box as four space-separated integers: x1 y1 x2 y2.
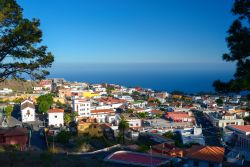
122 114 142 129
208 112 244 128
90 109 115 123
132 100 147 108
72 98 91 117
21 99 35 122
180 127 205 145
48 108 64 127
0 88 13 95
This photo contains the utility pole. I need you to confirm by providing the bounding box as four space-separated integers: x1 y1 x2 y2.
53 134 54 152
29 129 31 148
150 145 152 167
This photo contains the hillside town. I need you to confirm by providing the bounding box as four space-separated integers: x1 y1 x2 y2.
0 78 249 167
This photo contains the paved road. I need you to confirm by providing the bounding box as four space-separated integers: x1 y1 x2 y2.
30 130 47 151
192 110 222 147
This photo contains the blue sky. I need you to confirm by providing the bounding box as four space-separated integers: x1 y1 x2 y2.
18 0 235 64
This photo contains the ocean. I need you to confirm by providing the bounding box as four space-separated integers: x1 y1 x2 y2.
49 62 235 93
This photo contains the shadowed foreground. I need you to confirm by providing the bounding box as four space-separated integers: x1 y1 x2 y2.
0 152 136 167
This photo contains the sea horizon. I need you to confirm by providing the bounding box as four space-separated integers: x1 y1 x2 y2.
49 62 235 93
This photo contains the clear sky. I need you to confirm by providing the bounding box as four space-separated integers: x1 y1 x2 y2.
18 0 235 64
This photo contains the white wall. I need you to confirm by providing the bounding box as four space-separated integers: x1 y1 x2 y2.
21 107 35 122
128 119 141 128
48 112 64 127
72 99 91 117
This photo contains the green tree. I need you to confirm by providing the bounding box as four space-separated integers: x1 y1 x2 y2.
213 0 250 93
37 93 53 106
5 105 13 120
56 130 71 144
118 118 129 144
243 116 250 122
38 101 49 113
125 109 134 113
163 131 175 139
64 113 72 125
215 99 224 106
0 0 54 81
138 112 148 118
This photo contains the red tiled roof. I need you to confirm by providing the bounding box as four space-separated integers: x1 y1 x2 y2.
97 97 126 104
186 146 225 163
151 110 163 114
165 112 190 118
91 109 114 114
230 125 250 133
48 108 64 113
39 80 52 86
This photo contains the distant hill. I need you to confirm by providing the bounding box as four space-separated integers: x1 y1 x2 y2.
0 80 38 93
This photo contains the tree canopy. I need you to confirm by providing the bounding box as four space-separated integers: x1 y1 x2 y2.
118 118 129 144
215 98 224 106
37 93 53 113
5 105 13 119
213 0 250 93
0 0 54 81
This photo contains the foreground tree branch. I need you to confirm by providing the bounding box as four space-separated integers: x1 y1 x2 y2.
0 0 54 81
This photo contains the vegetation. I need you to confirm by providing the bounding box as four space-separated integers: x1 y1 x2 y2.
118 118 129 144
13 97 25 103
137 112 149 118
38 101 49 113
37 94 53 106
5 105 13 120
243 116 250 122
138 144 150 152
148 98 161 105
0 80 37 92
213 0 250 93
56 130 71 144
64 112 77 125
215 98 224 106
124 108 133 113
106 85 115 94
163 131 175 139
0 0 54 81
37 93 53 113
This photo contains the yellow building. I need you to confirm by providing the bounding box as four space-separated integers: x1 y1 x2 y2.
172 95 183 99
82 91 100 98
53 97 66 104
77 118 103 137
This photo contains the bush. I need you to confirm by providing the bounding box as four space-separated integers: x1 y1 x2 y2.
0 146 5 152
56 130 71 144
47 146 59 154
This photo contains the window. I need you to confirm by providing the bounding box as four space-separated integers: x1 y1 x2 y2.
193 161 199 166
26 110 30 116
54 115 57 118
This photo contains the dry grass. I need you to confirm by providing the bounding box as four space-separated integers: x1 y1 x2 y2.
0 79 38 93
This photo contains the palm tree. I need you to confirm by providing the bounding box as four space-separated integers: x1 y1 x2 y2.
118 118 129 144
